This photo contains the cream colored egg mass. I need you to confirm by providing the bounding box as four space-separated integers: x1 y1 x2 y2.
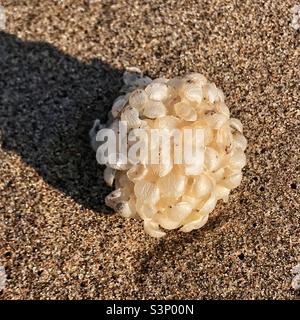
90 68 247 238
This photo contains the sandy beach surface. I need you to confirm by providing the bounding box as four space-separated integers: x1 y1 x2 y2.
0 0 299 299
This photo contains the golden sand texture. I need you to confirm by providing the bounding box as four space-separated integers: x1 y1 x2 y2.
0 0 299 299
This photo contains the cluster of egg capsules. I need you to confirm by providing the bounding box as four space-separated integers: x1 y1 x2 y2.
91 70 247 237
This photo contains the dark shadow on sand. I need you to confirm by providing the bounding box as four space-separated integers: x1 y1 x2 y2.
0 32 123 212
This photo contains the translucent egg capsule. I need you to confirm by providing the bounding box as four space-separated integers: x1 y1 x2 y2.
93 71 247 237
